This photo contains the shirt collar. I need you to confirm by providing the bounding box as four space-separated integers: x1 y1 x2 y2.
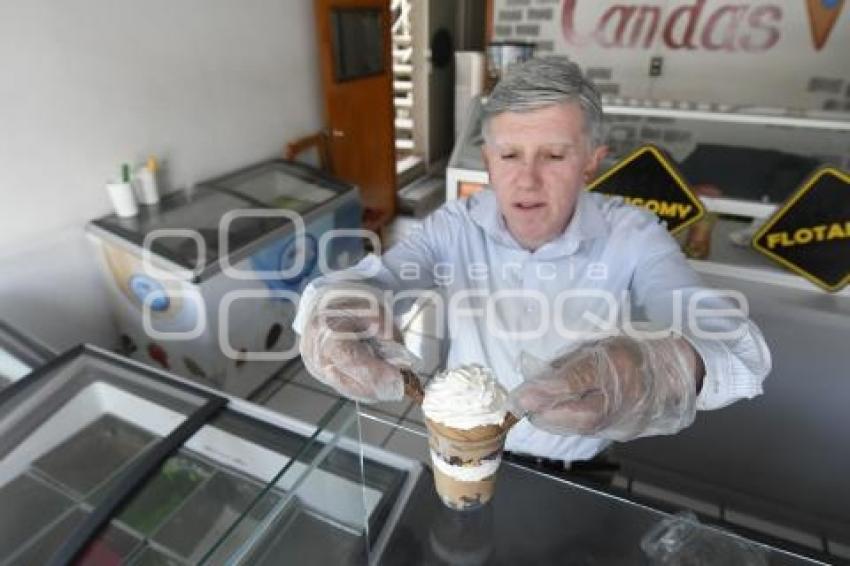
468 188 608 256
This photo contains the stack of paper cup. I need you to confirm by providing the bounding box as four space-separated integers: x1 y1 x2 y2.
106 181 138 217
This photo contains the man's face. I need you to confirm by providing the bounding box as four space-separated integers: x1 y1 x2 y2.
482 102 606 251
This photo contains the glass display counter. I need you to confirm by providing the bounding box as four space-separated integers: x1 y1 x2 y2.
0 346 420 565
354 413 834 565
0 342 839 563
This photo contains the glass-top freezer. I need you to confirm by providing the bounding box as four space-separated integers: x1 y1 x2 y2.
0 346 420 565
202 161 342 214
89 160 358 279
85 158 364 398
91 189 262 275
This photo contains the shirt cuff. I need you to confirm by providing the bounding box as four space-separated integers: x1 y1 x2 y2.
681 332 767 411
291 282 319 336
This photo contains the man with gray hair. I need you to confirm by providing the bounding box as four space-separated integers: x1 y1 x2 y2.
294 56 770 462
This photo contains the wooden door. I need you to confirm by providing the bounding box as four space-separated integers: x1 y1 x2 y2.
315 0 396 230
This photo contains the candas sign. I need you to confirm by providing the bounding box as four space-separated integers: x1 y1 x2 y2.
561 0 844 52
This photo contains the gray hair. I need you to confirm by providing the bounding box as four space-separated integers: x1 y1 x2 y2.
482 56 605 148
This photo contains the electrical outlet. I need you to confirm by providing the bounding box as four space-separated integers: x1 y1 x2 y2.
649 56 663 77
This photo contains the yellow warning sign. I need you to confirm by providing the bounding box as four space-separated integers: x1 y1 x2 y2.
753 167 850 292
588 145 705 235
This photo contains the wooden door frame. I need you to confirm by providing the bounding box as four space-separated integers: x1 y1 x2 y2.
315 0 397 230
485 0 494 45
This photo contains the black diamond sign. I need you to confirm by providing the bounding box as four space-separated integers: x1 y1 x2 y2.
587 145 705 235
753 167 850 292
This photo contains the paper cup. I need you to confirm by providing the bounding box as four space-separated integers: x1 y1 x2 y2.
106 181 138 218
425 417 511 511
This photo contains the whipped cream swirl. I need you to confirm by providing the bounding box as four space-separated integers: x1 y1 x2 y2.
422 364 508 429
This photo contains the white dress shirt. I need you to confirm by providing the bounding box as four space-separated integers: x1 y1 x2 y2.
293 189 771 462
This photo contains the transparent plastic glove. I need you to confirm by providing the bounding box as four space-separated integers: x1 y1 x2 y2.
299 286 420 403
509 335 700 441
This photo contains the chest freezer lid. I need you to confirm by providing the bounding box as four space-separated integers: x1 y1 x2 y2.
0 347 416 563
89 160 357 279
199 159 356 213
0 345 227 563
89 186 266 276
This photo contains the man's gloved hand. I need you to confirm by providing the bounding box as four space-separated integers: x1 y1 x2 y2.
509 335 702 441
299 287 407 403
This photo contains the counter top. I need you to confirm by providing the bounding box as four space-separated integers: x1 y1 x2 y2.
378 461 831 565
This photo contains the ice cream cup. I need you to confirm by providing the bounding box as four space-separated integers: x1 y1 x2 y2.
425 414 515 511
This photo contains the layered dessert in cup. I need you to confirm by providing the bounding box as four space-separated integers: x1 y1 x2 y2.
422 365 516 511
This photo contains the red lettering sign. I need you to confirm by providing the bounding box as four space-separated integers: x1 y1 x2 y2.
562 0 784 52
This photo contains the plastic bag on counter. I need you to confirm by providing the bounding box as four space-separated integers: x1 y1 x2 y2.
641 511 769 566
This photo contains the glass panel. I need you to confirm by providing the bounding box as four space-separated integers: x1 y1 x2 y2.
0 473 74 553
365 413 828 565
448 97 487 171
150 468 280 562
109 406 320 563
201 400 364 564
204 399 419 564
0 321 52 388
450 96 849 214
92 161 351 274
114 452 213 537
36 414 155 498
601 109 848 206
91 187 275 272
0 348 214 564
11 509 142 564
330 8 384 82
205 162 342 213
0 347 31 388
128 546 185 565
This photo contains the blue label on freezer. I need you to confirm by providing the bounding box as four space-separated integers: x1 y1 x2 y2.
128 274 170 311
279 234 318 281
250 234 318 291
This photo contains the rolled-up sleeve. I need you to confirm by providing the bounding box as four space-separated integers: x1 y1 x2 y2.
628 216 771 411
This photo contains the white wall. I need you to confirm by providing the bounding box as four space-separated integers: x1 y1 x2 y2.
0 0 324 351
